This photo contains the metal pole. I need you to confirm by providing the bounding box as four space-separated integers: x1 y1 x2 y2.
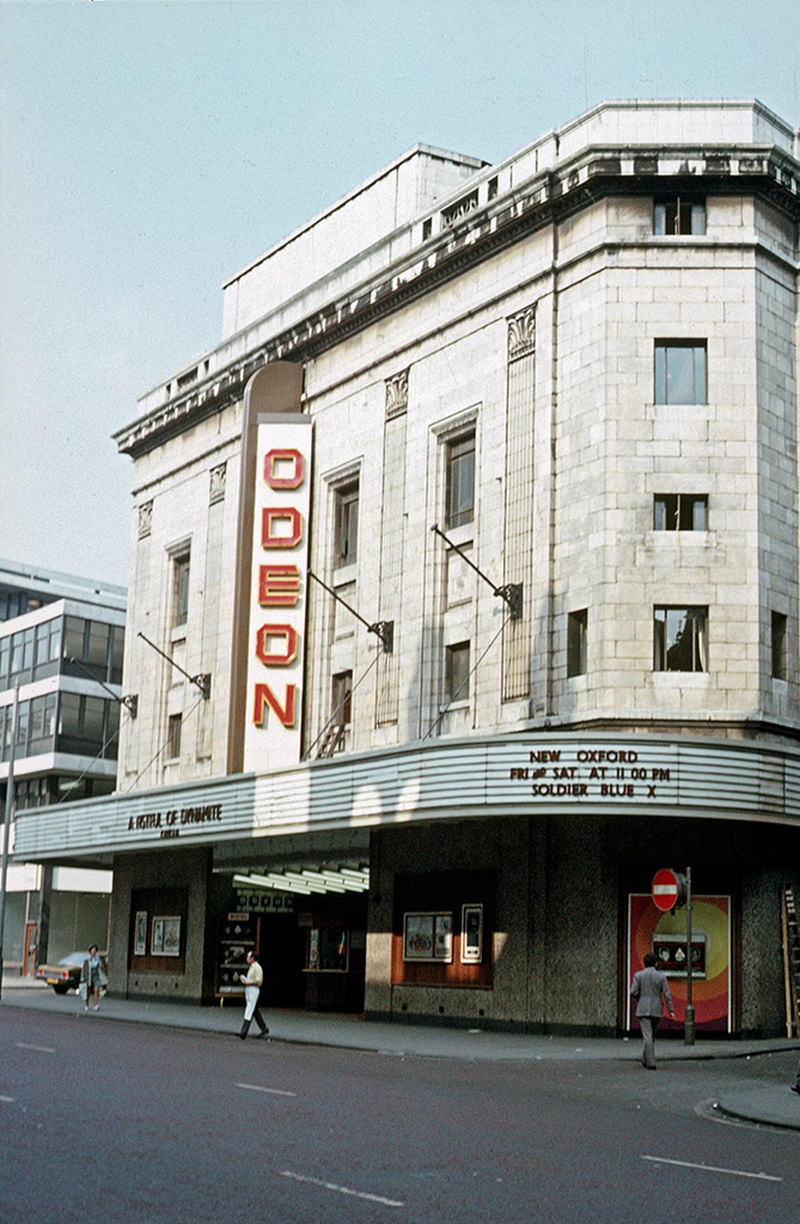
0 682 20 1001
684 864 695 1045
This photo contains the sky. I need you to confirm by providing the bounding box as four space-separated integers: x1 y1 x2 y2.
1 0 798 589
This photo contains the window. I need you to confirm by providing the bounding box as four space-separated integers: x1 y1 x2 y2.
445 432 475 529
14 777 50 811
331 670 352 727
56 694 119 759
567 609 588 677
63 617 85 665
653 494 708 531
654 198 705 235
34 623 49 671
445 641 470 703
306 928 349 972
0 590 42 621
10 632 24 676
28 693 57 753
15 703 28 752
61 617 119 682
110 625 124 684
654 606 708 672
172 552 190 627
334 482 359 568
772 612 788 681
86 621 111 672
167 714 182 760
655 342 707 405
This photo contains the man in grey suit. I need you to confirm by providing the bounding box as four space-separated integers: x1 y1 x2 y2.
630 952 676 1069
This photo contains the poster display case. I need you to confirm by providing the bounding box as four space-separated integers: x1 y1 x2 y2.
215 912 259 999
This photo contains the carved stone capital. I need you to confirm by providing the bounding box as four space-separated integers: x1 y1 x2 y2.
137 500 153 539
385 369 409 419
209 462 227 505
508 306 536 360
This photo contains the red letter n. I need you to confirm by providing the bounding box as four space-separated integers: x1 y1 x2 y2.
252 683 297 728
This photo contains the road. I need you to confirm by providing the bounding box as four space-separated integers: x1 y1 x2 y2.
3 1008 797 1223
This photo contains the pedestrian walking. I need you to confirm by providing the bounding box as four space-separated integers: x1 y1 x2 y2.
630 951 675 1069
80 944 104 1011
237 950 269 1040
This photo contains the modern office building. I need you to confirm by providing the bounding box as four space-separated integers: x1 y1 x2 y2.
14 100 800 1036
0 559 126 971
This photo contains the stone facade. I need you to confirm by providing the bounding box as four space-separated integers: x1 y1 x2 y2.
16 100 800 1034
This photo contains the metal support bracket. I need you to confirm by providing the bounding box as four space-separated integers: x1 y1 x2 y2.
308 571 394 653
431 524 523 620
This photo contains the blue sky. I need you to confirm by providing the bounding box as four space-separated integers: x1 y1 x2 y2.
1 0 797 587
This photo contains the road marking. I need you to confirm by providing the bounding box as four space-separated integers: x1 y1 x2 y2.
0 1095 15 1103
236 1082 296 1098
278 1170 404 1207
642 1155 782 1182
15 1042 56 1054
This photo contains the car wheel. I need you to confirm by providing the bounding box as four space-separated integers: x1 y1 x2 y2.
52 983 69 995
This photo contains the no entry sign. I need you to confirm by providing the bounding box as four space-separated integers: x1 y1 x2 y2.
651 867 683 912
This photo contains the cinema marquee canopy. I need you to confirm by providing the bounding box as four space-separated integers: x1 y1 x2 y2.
13 732 800 866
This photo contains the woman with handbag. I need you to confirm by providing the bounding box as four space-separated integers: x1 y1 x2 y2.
80 944 103 1011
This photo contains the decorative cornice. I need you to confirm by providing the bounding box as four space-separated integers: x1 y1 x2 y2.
116 144 799 460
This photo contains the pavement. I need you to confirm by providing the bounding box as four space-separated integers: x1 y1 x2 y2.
3 973 799 1132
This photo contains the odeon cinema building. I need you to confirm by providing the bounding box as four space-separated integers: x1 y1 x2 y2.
16 100 800 1037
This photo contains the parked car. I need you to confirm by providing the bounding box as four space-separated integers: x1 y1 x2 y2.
36 952 107 995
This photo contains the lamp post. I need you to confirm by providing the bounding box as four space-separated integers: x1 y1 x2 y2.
0 682 20 1001
684 864 695 1045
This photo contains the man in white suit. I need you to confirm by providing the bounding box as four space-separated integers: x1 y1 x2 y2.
630 952 675 1069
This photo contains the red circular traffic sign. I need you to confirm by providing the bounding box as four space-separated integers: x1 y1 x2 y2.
651 868 680 912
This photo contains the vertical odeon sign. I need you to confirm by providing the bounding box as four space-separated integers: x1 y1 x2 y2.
242 416 312 771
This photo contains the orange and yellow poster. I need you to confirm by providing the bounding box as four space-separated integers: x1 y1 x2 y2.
627 894 731 1033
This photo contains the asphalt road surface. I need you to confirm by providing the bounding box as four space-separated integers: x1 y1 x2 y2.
3 1009 798 1223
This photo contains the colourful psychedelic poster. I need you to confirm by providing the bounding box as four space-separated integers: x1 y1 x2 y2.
627 893 731 1033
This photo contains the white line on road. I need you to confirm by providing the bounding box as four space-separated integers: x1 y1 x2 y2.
278 1170 405 1207
236 1082 296 1097
15 1042 55 1054
0 1095 15 1103
642 1155 782 1182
